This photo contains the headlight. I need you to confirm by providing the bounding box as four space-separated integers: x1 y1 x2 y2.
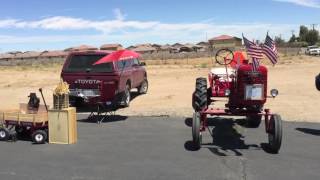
225 89 231 96
270 89 279 98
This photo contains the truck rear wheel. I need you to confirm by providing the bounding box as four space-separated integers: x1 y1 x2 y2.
138 79 148 94
192 78 208 111
316 73 320 91
120 84 131 107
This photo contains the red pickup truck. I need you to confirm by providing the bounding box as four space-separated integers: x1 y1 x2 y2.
61 50 148 108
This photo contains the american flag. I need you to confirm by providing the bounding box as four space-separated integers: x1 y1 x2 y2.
243 36 264 59
262 34 278 65
252 58 260 71
243 35 263 71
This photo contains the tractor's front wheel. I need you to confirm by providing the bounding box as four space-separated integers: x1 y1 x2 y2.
268 114 282 153
192 112 202 150
315 73 320 91
192 78 208 111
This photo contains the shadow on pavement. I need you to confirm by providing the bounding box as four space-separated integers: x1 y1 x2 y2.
78 115 128 124
296 127 320 136
184 117 260 156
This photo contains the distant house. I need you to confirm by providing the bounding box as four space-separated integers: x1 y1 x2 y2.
131 46 157 54
172 43 184 49
65 45 98 51
126 45 136 50
159 44 175 53
128 44 157 54
100 44 123 51
0 53 14 61
151 44 161 52
196 41 210 51
178 43 202 52
40 50 68 58
15 51 42 60
209 35 242 49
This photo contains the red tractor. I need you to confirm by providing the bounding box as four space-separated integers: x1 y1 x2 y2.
192 49 282 153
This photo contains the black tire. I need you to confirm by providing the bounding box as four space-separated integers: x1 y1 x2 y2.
246 115 262 128
121 84 131 107
315 74 320 91
0 127 9 141
268 114 282 153
193 78 208 111
138 79 148 94
192 112 202 149
32 130 48 144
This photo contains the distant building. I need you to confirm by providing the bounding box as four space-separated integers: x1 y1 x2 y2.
128 44 157 54
209 35 242 49
40 50 68 58
179 43 202 52
0 53 14 61
100 44 123 51
65 45 98 51
15 51 42 60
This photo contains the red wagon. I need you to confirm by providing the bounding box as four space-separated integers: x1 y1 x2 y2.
0 104 48 144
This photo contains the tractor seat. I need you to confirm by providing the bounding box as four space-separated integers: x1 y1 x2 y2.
210 67 235 82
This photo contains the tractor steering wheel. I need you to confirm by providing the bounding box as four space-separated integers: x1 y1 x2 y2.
215 49 234 65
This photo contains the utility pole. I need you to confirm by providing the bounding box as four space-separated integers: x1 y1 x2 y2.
311 24 317 31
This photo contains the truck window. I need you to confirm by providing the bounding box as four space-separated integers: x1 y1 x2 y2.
133 59 140 66
117 59 132 69
65 55 113 73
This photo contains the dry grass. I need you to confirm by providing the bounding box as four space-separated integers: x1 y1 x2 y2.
1 54 320 122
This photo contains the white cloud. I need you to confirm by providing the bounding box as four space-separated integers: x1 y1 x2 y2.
274 0 320 8
0 8 300 50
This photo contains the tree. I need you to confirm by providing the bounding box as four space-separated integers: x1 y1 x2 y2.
305 30 319 45
275 36 285 46
289 34 296 43
299 25 308 42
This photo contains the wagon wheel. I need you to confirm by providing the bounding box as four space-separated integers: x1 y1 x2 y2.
32 130 48 144
215 48 234 65
192 112 202 150
267 114 282 153
0 127 9 141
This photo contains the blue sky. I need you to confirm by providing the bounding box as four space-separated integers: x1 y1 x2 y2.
0 0 319 52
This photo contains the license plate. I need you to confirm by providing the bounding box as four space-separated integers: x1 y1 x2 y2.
245 84 263 100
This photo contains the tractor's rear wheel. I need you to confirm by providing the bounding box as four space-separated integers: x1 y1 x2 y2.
193 78 208 111
315 73 320 91
246 115 262 128
268 114 282 153
192 112 202 149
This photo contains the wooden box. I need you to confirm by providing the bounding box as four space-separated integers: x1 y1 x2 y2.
48 107 77 144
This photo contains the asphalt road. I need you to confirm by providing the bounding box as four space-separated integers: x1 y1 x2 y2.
0 114 319 180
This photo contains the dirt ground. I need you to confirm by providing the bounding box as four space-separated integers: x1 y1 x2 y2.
0 55 320 122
